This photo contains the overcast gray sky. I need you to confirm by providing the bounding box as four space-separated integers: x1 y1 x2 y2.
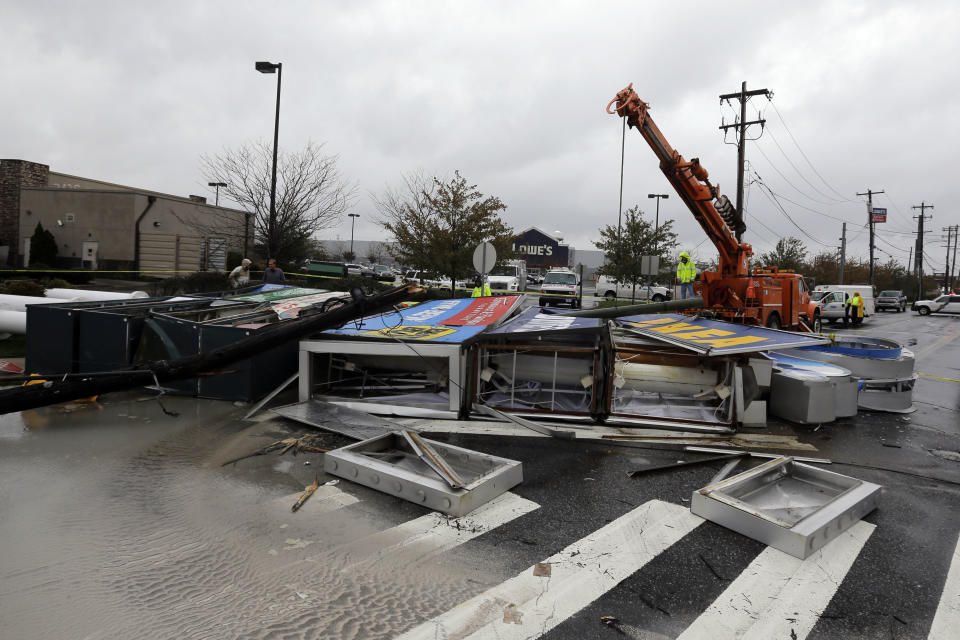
3 0 958 271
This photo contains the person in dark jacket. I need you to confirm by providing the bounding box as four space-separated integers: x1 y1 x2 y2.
263 258 286 284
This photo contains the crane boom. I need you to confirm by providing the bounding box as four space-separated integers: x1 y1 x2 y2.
606 84 751 277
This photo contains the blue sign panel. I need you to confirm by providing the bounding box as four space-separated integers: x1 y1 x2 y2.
615 314 828 355
326 298 486 343
487 307 601 336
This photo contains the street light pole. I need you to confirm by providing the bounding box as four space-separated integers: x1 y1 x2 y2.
348 213 360 259
647 194 669 295
208 181 227 206
256 60 282 259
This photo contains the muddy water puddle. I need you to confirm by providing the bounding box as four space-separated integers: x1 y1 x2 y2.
0 394 504 639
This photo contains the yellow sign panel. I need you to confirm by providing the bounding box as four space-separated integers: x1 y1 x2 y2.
625 318 768 349
363 325 458 340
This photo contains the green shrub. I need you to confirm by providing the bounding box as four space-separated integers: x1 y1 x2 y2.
148 271 232 296
0 279 45 297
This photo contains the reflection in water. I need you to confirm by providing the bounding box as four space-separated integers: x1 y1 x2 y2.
0 392 497 639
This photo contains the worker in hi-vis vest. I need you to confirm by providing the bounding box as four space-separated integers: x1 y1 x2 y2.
676 252 697 299
471 276 492 297
846 291 864 325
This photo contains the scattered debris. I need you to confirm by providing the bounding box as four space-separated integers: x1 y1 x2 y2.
324 431 522 517
292 476 320 512
503 603 523 624
691 456 881 559
533 562 552 577
627 452 747 478
930 449 960 462
221 434 329 467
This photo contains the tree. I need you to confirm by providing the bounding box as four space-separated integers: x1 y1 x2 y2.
365 242 390 265
30 222 58 267
199 140 355 267
375 171 514 292
594 206 678 297
758 237 808 272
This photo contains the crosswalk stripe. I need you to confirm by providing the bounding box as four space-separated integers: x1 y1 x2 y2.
679 520 875 640
337 491 539 572
928 532 960 639
396 499 702 640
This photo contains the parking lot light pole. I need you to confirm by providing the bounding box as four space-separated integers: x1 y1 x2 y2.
255 60 282 259
648 194 669 297
348 213 360 259
208 182 227 206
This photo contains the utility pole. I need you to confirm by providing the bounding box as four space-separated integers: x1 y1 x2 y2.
912 202 933 298
719 81 771 241
944 224 959 291
839 222 847 284
951 225 959 292
857 188 884 289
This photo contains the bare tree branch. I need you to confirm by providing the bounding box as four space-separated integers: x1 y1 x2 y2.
198 140 356 266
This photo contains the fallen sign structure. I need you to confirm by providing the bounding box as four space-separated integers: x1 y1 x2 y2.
691 456 881 559
324 431 523 517
0 284 421 414
297 295 523 417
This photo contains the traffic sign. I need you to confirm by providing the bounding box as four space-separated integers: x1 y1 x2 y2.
871 207 887 223
472 242 497 274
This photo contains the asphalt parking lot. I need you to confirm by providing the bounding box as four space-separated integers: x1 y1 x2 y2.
1 306 956 639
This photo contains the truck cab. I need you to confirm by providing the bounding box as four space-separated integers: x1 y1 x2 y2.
487 260 528 293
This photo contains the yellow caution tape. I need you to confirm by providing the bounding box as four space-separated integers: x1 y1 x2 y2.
917 372 960 384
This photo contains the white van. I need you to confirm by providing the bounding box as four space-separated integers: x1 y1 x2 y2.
811 285 875 324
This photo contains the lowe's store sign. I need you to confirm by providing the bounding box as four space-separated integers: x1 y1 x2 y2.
512 227 570 268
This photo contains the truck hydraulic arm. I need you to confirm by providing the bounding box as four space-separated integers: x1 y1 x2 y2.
607 84 751 277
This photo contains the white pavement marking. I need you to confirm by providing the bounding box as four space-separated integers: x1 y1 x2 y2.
396 499 703 640
337 491 539 572
678 520 875 640
928 532 960 639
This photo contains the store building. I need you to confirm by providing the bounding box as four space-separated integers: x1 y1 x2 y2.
0 159 249 274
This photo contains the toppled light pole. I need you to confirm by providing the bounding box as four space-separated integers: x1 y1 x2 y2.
551 297 704 319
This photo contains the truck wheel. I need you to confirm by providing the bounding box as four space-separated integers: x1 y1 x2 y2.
765 313 782 330
900 304 906 312
604 291 616 301
918 306 930 316
812 313 822 333
652 294 665 302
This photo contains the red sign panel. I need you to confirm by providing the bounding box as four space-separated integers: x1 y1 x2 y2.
442 295 520 327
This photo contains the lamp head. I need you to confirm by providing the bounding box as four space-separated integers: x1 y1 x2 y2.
255 61 279 73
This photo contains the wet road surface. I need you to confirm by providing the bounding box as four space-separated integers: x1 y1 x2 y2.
0 309 957 639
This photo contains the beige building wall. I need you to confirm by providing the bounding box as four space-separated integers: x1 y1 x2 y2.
18 188 248 273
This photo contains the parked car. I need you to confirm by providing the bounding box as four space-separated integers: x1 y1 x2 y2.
372 264 397 283
914 293 960 315
539 269 580 308
591 275 671 302
404 270 441 287
875 290 908 312
346 263 376 278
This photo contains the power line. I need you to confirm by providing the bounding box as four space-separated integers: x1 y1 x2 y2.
750 140 845 208
765 127 848 204
754 179 831 246
767 99 855 202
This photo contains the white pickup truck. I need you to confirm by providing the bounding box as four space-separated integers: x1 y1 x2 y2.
591 275 672 302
